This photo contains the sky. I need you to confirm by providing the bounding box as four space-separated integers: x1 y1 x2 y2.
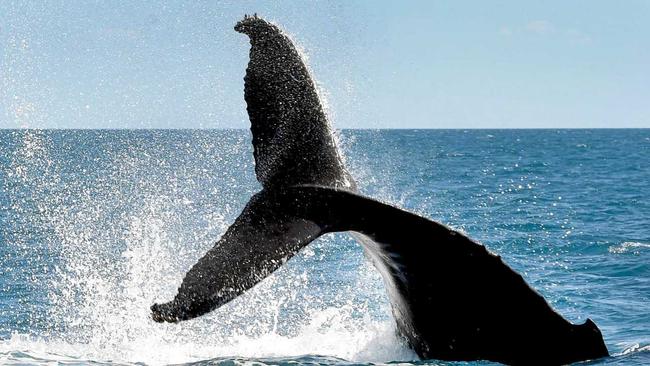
1 1 648 129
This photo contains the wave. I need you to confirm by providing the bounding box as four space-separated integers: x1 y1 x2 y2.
0 310 415 365
608 242 650 255
5 339 648 366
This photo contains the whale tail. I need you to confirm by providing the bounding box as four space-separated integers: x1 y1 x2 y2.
152 15 608 366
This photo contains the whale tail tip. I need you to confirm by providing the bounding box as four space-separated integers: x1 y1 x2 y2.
235 13 276 35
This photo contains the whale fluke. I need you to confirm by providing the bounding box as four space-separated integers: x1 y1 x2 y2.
153 15 352 323
152 15 609 366
151 189 322 322
234 15 350 189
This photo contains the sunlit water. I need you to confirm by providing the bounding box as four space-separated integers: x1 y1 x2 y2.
0 129 648 365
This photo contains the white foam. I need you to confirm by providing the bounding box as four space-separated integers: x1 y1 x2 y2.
620 343 650 355
1 306 414 365
608 242 650 254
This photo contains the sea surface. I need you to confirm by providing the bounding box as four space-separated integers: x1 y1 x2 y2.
0 129 648 365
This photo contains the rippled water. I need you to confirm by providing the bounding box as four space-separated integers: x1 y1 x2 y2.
0 129 648 365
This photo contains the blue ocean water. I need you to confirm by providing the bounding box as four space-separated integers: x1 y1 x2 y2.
0 129 648 365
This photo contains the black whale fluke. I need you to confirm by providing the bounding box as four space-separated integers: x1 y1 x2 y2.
151 15 609 365
234 15 351 189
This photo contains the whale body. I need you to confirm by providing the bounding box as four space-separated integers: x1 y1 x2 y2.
151 15 609 366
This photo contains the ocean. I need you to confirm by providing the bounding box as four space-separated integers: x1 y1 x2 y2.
0 129 648 365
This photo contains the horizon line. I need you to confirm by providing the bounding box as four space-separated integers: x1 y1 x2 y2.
1 127 649 131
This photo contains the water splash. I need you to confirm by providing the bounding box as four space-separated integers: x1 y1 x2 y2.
0 130 413 365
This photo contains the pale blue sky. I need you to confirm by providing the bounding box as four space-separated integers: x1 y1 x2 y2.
1 1 648 129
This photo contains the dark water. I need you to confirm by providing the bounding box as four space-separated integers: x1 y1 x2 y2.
0 129 648 365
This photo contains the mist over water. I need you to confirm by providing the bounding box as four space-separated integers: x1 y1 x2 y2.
1 129 649 365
